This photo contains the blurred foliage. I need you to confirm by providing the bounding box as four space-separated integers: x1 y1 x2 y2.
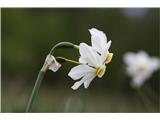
1 8 160 112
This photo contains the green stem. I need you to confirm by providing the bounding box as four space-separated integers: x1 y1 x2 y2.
143 85 159 111
26 42 79 112
26 70 45 112
49 42 79 55
26 56 79 112
135 88 153 112
56 56 80 65
143 85 158 99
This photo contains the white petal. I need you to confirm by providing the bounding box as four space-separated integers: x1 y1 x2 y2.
89 28 107 54
131 75 147 88
99 41 112 63
149 57 160 71
84 73 96 88
131 66 153 88
71 72 96 90
106 40 112 50
79 56 87 64
100 50 108 63
79 43 101 67
68 64 95 80
137 51 148 58
71 80 84 90
126 66 139 77
123 52 136 66
49 62 61 72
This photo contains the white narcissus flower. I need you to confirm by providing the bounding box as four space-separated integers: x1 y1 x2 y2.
89 28 113 64
42 54 61 72
79 28 113 65
123 51 160 88
68 43 112 90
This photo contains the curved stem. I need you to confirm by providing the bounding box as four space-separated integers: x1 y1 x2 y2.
26 70 45 112
49 42 79 55
26 42 79 112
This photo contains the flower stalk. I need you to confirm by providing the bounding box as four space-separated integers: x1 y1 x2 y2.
135 88 154 112
56 56 80 65
26 42 79 112
49 42 79 55
26 70 45 112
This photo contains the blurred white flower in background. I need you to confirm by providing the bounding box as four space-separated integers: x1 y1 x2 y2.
68 43 112 90
123 51 160 88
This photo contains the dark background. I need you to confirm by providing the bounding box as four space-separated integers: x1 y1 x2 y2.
1 8 159 112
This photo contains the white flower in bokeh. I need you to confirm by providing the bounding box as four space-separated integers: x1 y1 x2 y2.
43 54 61 72
68 43 108 90
123 51 160 88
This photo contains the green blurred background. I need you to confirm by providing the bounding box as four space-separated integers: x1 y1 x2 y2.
1 8 160 112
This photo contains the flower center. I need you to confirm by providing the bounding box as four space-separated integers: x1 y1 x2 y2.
96 65 106 78
105 52 113 64
138 64 146 73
